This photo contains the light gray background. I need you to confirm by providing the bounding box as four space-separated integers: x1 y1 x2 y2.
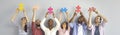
0 0 120 35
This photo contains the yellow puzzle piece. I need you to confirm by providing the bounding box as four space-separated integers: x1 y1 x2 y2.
18 3 24 11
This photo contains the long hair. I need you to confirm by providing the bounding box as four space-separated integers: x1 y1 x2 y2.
94 15 102 23
61 21 68 30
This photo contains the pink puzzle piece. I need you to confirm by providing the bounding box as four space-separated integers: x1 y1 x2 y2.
48 7 53 14
75 9 81 13
75 5 81 13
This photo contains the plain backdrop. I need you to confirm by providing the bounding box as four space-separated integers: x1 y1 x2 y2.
0 0 120 35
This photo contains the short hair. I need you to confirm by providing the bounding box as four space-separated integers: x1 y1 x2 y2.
48 19 53 22
35 19 41 23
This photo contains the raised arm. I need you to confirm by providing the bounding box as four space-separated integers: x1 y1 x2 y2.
23 9 29 22
94 9 108 23
66 12 70 22
32 8 37 22
40 12 48 30
11 8 19 22
69 12 77 23
88 11 92 29
53 13 61 30
58 12 62 22
31 8 37 30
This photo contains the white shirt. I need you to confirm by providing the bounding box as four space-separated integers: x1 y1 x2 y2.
14 21 28 35
88 20 106 35
40 18 60 35
78 24 83 35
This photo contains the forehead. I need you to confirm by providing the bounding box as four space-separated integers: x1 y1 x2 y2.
96 16 100 19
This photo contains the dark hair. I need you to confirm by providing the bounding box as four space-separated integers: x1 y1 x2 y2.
48 19 54 27
48 19 53 22
78 15 87 25
21 17 27 32
61 21 68 30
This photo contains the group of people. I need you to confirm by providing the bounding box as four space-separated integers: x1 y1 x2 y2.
11 7 108 35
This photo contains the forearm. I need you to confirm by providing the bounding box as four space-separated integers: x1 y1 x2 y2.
54 17 60 30
40 18 47 30
11 9 19 22
66 12 70 22
88 11 92 28
32 12 36 22
58 14 62 22
23 10 29 22
69 16 75 23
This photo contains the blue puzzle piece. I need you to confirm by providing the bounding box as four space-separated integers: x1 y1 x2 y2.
60 7 67 12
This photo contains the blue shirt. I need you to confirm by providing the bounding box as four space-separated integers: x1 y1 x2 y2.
69 22 88 35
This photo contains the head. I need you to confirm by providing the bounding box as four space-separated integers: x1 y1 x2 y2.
61 21 68 30
21 17 27 24
35 19 41 28
78 15 86 23
35 19 41 25
48 19 54 27
94 15 102 24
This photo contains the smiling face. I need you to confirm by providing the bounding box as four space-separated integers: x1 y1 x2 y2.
35 19 41 25
48 19 53 27
78 15 84 23
61 22 68 30
35 19 41 29
21 17 27 25
62 22 67 29
94 15 101 25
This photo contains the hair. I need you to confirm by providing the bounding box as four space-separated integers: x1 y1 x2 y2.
61 21 68 30
35 19 41 24
35 19 41 27
21 17 27 32
94 15 102 23
21 17 27 24
48 19 54 27
78 15 87 25
48 19 53 22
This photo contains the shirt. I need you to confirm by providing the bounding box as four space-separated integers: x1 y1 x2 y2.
88 20 106 35
40 18 60 35
69 22 84 35
14 20 28 35
32 22 44 35
81 23 88 35
58 27 70 35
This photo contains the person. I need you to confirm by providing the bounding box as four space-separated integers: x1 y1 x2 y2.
11 8 29 35
88 7 108 35
40 12 60 35
58 12 70 35
69 12 88 35
31 8 44 35
11 8 29 22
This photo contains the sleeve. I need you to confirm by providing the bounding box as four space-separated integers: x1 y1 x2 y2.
31 22 36 33
88 25 94 30
54 18 61 30
40 18 47 31
69 23 74 28
100 19 106 27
